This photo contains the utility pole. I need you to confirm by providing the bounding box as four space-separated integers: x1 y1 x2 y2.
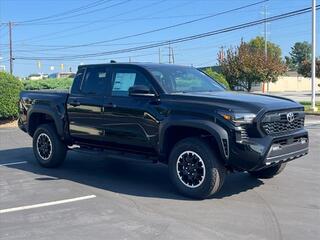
158 48 161 64
168 42 172 64
218 46 224 61
311 0 317 111
0 25 2 70
9 21 13 75
264 5 268 60
171 47 175 64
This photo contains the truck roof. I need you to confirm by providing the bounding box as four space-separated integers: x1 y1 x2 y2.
78 62 190 69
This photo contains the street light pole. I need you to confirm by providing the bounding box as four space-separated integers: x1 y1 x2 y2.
262 4 268 93
311 0 317 111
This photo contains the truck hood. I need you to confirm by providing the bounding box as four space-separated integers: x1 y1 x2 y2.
170 91 302 114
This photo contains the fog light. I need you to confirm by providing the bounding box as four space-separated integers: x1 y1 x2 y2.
300 138 307 144
271 145 281 151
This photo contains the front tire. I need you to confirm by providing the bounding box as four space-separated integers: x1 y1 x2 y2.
168 137 226 199
249 162 286 179
33 124 67 168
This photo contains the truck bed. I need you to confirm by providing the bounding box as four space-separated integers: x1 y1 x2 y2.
20 90 69 104
19 90 70 134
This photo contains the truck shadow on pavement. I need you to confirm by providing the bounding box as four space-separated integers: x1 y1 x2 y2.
1 147 264 200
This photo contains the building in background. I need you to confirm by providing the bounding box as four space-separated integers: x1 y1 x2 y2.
201 66 320 92
266 71 320 92
49 72 76 79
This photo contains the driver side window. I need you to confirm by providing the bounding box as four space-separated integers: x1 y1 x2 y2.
111 69 151 97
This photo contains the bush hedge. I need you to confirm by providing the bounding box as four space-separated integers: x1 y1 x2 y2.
23 78 73 90
0 72 23 120
0 76 73 120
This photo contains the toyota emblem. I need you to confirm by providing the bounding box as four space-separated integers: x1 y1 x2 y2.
287 112 295 123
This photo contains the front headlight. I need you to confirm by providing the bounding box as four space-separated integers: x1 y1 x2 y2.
219 112 256 124
232 113 256 124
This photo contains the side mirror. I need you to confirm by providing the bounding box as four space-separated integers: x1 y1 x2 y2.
129 85 155 97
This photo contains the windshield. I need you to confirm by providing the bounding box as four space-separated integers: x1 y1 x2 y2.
146 65 225 94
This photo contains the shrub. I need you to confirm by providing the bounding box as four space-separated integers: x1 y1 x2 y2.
23 78 73 90
0 72 23 120
202 68 230 89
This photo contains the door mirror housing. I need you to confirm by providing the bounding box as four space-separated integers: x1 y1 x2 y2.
129 85 156 97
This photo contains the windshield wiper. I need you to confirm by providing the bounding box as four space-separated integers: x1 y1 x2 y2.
171 91 188 94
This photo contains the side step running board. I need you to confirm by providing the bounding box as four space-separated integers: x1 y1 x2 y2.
69 145 158 163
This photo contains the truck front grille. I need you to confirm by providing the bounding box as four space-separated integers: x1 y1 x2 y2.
261 110 305 135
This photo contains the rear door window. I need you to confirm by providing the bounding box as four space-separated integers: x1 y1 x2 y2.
81 67 110 95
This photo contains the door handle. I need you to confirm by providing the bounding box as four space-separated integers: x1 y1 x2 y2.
70 100 80 107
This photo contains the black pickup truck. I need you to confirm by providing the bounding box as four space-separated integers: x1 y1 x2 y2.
18 63 309 199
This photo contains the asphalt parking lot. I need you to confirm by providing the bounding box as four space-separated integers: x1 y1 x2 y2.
0 116 319 240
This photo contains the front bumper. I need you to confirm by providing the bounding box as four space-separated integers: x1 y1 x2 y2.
265 137 308 165
18 116 27 133
228 128 309 171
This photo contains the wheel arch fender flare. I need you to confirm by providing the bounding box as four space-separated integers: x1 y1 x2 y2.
159 119 229 160
27 105 65 137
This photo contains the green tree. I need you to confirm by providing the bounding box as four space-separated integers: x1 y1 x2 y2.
218 40 286 92
287 41 312 70
202 68 230 89
285 56 296 71
0 72 23 119
248 36 282 60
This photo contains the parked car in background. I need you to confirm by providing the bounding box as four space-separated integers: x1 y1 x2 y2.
28 74 43 80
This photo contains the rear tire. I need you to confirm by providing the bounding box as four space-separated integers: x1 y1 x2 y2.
168 137 226 199
249 162 286 179
33 124 67 168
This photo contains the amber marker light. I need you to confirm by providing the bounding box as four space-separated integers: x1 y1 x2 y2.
222 114 232 121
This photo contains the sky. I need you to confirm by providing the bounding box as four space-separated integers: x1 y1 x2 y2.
0 0 319 77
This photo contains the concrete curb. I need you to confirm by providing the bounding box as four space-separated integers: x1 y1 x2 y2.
305 112 320 116
0 120 18 128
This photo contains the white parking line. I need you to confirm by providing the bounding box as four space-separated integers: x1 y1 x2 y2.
305 120 320 125
0 161 27 166
0 195 96 214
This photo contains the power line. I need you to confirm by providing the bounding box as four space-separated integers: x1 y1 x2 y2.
13 13 227 26
17 8 267 26
11 51 159 64
15 5 319 61
1 36 239 55
15 0 113 24
0 40 162 48
14 0 169 44
14 0 160 43
27 0 131 24
16 0 268 50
